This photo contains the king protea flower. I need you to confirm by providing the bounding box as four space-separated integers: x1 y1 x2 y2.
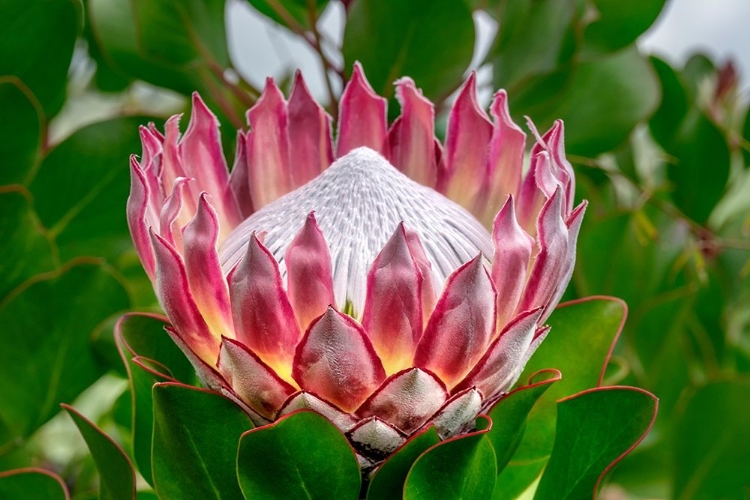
127 63 585 469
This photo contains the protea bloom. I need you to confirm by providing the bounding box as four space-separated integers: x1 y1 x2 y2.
127 64 585 469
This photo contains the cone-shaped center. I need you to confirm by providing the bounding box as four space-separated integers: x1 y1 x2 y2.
219 147 493 315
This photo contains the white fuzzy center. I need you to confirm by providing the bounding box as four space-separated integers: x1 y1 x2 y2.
219 147 492 315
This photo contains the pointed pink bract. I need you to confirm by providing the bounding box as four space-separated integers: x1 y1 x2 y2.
288 71 334 186
337 63 388 157
293 308 386 412
228 234 300 376
414 255 497 388
362 224 423 374
388 78 436 187
246 78 291 209
285 212 336 332
442 73 493 209
491 196 534 328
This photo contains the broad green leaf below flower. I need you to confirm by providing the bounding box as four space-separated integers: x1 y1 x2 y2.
0 262 129 443
534 387 658 500
237 411 361 500
486 369 561 474
152 383 253 500
63 404 136 500
494 297 626 498
404 418 496 500
367 426 441 500
117 313 198 485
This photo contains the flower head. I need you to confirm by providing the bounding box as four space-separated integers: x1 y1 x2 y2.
127 64 585 468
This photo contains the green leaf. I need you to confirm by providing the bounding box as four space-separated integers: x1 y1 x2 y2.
681 53 715 100
647 56 731 223
152 383 252 500
343 0 474 101
673 380 750 500
534 387 658 500
404 419 496 500
0 0 82 118
29 116 155 265
367 427 441 500
0 188 55 302
0 78 42 184
581 0 667 57
490 0 578 91
116 313 197 485
87 0 196 94
0 262 130 443
63 405 136 500
666 111 730 224
550 48 660 156
495 298 626 493
237 410 361 500
131 0 229 68
117 313 195 384
487 369 561 474
245 0 328 32
649 56 689 147
0 469 69 500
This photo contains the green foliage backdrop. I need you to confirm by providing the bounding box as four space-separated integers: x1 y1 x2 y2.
1 0 749 498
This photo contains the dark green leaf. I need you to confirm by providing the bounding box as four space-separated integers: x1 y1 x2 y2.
343 0 474 101
404 419 496 500
63 405 136 500
491 459 546 500
245 0 328 32
131 0 229 68
682 53 715 100
551 48 660 156
0 469 69 500
0 78 42 184
237 410 361 500
0 0 82 118
496 298 626 491
673 380 750 500
490 0 578 91
581 0 667 57
29 116 156 265
0 262 130 443
87 0 196 94
117 313 195 384
666 111 730 224
152 383 252 500
649 56 689 147
487 370 561 473
534 387 658 499
0 188 55 302
367 427 441 500
116 313 197 485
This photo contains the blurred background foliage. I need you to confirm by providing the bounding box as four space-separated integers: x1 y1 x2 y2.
0 0 749 498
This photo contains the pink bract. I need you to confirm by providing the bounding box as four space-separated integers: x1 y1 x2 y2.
127 63 586 469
